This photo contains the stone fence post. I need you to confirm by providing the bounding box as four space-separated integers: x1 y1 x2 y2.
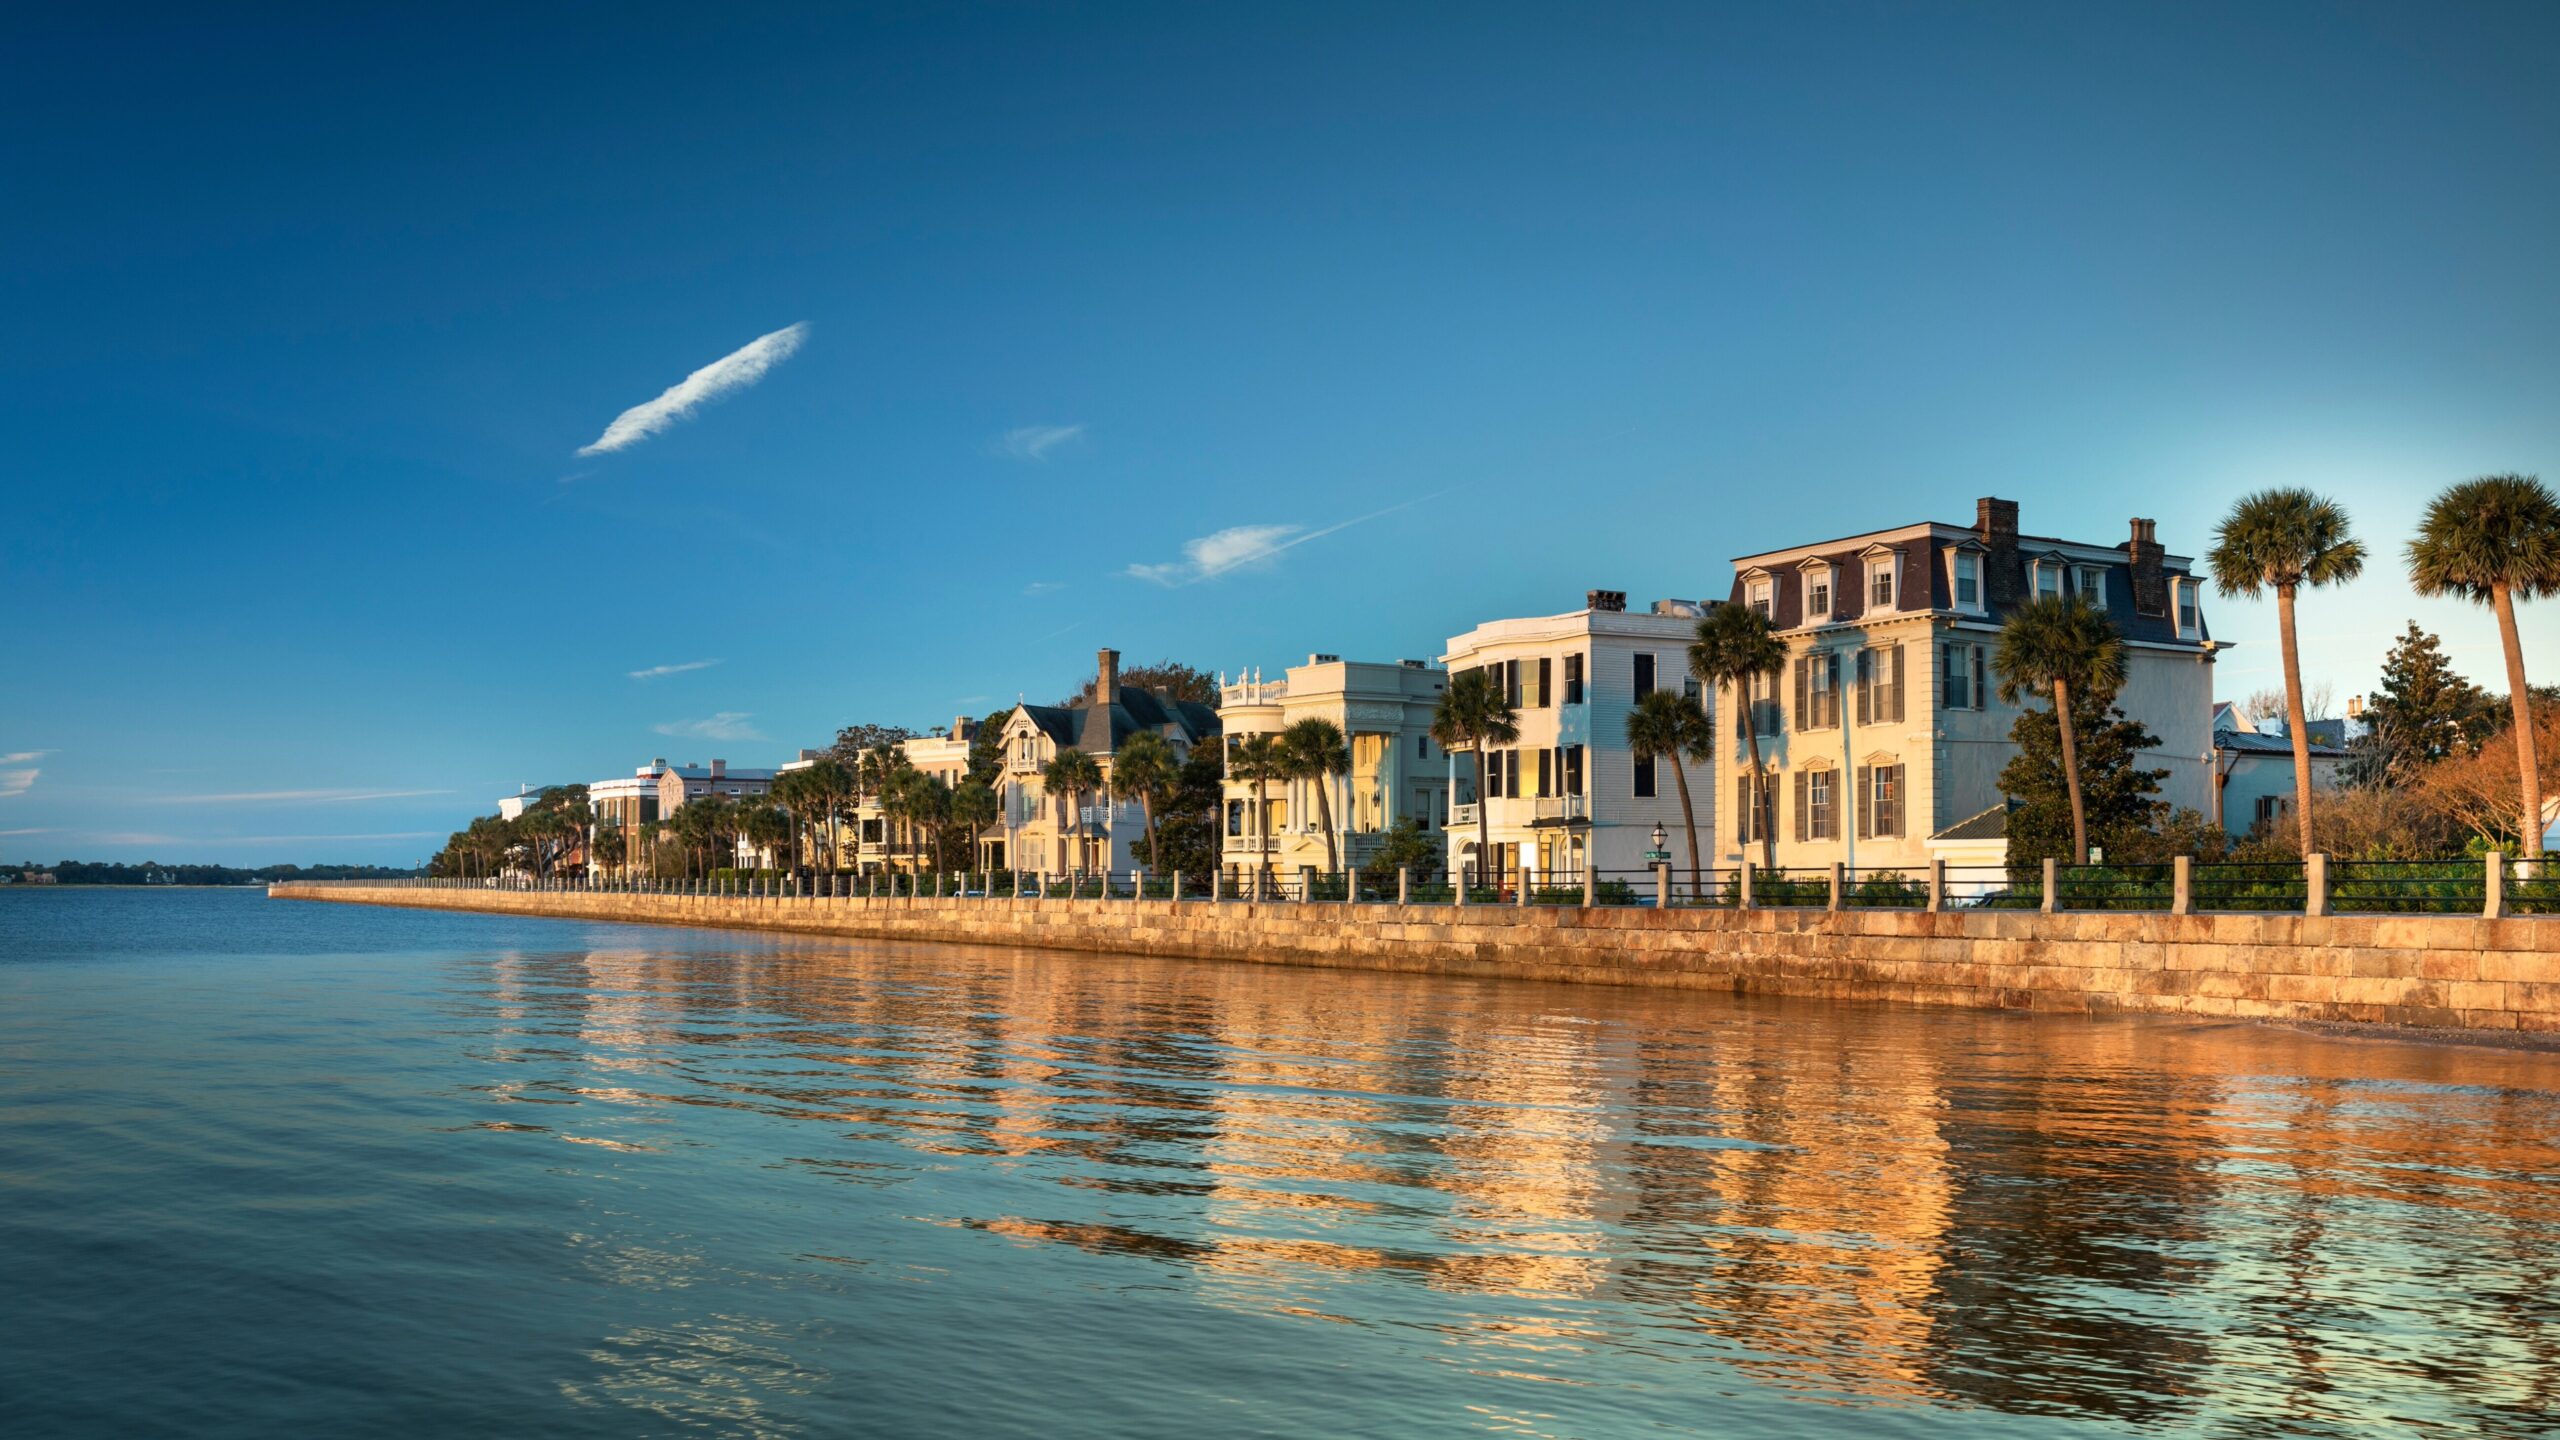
1654 863 1669 909
1827 861 1844 912
1927 859 1945 914
1739 862 1755 910
2304 853 2328 918
2041 857 2059 915
2485 853 2505 920
2172 855 2192 916
1396 867 1409 905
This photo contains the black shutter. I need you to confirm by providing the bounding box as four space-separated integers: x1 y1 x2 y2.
1888 644 1905 723
1537 748 1552 797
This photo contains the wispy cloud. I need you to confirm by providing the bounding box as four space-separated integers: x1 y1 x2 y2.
578 322 808 456
164 788 453 805
1021 580 1065 597
1122 495 1441 587
654 713 766 742
0 751 50 765
993 423 1085 462
629 658 721 681
0 768 38 799
0 827 52 837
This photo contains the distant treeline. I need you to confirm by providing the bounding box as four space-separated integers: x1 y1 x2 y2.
8 861 424 886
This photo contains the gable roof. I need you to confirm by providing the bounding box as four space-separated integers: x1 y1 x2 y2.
1930 803 2012 843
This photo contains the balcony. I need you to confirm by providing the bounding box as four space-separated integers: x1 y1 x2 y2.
1531 795 1588 825
1451 802 1479 827
1228 836 1280 853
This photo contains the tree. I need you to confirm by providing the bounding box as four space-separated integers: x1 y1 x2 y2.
1993 595 2127 864
1042 748 1104 874
1110 731 1180 872
2408 473 2560 862
1227 733 1287 888
769 768 819 875
858 747 915 870
2357 622 2493 784
827 722 918 765
1280 718 1350 875
1359 819 1443 882
1430 669 1520 887
1625 688 1712 896
1146 748 1229 883
590 824 626 877
1998 696 2167 870
2208 488 2367 858
743 804 791 873
1057 659 1217 708
949 779 999 873
1690 601 1787 873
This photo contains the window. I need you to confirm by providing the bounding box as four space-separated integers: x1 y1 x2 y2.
1633 753 1657 799
1634 652 1656 697
1502 659 1523 707
1416 733 1429 758
1735 773 1774 845
1869 560 1895 610
2077 567 2103 604
1563 653 1585 704
2177 581 2200 637
1748 580 1772 618
1226 800 1244 837
1534 656 1552 708
1794 769 1836 841
2036 563 2060 600
1856 645 1906 726
1565 745 1585 796
1808 575 1832 618
1858 764 1902 839
1955 552 1980 608
1535 748 1552 797
1942 642 1971 710
1796 651 1841 730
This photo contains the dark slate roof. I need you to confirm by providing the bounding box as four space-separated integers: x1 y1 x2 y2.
2216 728 2348 759
1018 704 1080 749
1020 687 1221 757
1728 526 2208 647
1930 803 2012 842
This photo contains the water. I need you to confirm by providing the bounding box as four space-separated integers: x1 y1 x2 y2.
5 890 2560 1438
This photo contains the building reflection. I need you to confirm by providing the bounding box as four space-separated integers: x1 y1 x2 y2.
453 933 2560 1431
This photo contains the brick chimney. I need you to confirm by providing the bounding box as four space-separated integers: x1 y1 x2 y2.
1977 497 2022 606
1095 648 1120 705
2127 517 2167 617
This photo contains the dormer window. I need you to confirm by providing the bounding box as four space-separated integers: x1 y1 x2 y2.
2076 567 2103 604
2176 580 2200 637
1808 575 1831 619
1953 552 1980 608
1866 557 1895 611
1747 577 1773 618
2036 561 2061 600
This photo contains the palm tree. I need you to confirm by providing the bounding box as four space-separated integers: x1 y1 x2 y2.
1993 594 2126 865
1626 688 1712 897
2208 488 2367 858
770 769 816 876
1690 601 1788 873
1229 732 1288 890
797 757 856 874
744 804 791 876
1043 748 1104 875
904 774 953 873
1281 717 1351 876
1430 669 1520 890
1110 731 1180 872
2409 474 2560 861
591 823 626 878
950 779 1000 877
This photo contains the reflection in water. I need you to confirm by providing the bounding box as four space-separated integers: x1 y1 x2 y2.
457 935 2560 1436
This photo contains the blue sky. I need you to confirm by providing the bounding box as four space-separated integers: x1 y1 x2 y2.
6 2 2558 864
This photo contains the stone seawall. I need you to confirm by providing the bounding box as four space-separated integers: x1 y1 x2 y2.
269 884 2560 1034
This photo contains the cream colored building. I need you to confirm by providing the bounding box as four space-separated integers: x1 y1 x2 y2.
781 724 982 873
1722 497 2218 872
991 649 1220 877
1440 591 1719 890
1216 654 1448 883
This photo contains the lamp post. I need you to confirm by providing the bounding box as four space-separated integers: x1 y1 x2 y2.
1651 822 1667 854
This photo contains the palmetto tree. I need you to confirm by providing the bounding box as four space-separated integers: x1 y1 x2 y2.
1281 717 1351 876
1430 668 1520 889
1229 732 1288 889
1690 601 1788 873
744 804 791 875
1626 688 1713 897
1110 731 1180 873
950 779 1000 875
1993 595 2126 865
770 769 817 876
859 748 914 871
2409 474 2560 861
2208 488 2367 858
798 757 856 873
1043 748 1105 875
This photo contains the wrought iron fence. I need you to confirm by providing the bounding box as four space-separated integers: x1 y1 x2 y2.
277 852 2558 918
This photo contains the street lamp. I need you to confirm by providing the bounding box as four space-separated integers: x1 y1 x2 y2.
1651 822 1666 853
